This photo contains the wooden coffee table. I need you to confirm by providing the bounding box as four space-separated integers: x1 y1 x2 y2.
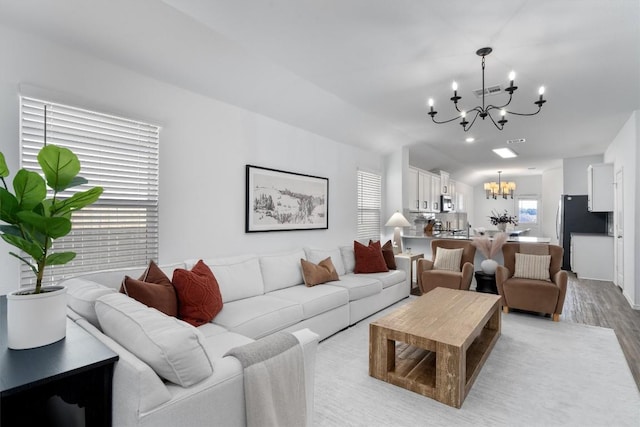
369 288 501 408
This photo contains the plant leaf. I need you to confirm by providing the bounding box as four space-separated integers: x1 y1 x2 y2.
46 251 76 266
0 224 22 237
51 187 103 216
0 152 8 178
17 211 72 239
0 187 19 223
37 145 81 192
66 176 88 189
13 169 46 210
2 234 42 261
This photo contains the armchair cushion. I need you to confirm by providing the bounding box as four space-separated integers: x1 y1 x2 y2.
513 253 551 281
433 247 463 272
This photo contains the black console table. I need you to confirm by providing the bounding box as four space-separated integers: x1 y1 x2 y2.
474 271 498 294
0 296 118 426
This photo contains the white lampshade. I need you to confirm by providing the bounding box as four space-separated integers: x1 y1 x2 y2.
385 212 411 227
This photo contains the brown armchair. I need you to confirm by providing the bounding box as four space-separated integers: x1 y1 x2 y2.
417 239 476 294
496 243 568 321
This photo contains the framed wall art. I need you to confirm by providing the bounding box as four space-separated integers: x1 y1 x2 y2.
246 165 329 232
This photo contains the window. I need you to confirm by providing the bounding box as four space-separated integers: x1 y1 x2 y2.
518 198 539 224
19 97 160 287
357 170 382 241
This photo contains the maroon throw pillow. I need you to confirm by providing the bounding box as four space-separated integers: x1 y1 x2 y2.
381 240 397 270
354 240 389 274
172 260 223 327
120 260 178 317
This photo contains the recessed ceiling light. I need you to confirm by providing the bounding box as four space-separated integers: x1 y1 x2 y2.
465 137 475 143
492 147 518 158
507 138 526 144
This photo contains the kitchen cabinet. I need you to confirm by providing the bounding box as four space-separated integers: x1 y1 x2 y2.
571 234 613 281
587 163 613 212
449 180 456 211
431 176 441 212
419 171 432 212
440 171 450 195
407 167 419 211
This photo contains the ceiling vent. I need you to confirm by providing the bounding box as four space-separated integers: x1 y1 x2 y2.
507 138 526 144
473 85 503 98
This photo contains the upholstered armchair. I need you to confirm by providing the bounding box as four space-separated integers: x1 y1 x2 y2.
417 239 476 294
496 242 568 321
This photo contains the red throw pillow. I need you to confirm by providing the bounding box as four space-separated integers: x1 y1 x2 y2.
370 240 397 270
120 260 178 317
172 260 224 327
354 240 389 273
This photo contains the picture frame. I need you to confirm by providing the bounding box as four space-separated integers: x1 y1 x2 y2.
246 165 329 232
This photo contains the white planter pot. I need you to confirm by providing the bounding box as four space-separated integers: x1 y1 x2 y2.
496 223 507 232
480 259 499 275
6 285 67 350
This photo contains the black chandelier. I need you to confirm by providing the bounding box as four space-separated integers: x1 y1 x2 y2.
427 47 546 132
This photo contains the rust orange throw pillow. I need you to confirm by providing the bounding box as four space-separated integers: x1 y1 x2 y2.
354 240 389 273
301 257 340 287
120 260 178 317
172 260 223 327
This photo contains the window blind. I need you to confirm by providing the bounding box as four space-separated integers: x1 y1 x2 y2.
357 170 382 241
19 96 160 287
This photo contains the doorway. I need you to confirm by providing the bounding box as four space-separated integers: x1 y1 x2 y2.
614 168 624 290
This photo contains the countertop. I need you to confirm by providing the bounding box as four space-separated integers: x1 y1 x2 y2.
404 232 551 243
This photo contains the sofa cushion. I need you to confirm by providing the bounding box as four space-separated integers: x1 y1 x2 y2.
304 247 346 276
95 293 213 387
65 278 117 328
188 255 264 303
268 284 349 319
328 274 383 301
212 295 303 339
259 249 306 293
340 245 356 274
173 260 224 327
354 240 388 274
434 247 463 272
301 257 340 287
201 331 254 360
71 263 185 290
359 269 406 289
120 260 178 317
514 253 551 281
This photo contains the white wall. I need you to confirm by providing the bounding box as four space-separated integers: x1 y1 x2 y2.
563 154 604 195
541 166 563 244
604 111 638 309
0 25 383 295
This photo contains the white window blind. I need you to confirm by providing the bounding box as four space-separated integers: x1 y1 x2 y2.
357 170 382 241
19 96 160 287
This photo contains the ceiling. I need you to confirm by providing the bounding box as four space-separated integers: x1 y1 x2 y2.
1 0 638 184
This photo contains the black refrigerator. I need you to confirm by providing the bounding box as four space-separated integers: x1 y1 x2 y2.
556 195 607 271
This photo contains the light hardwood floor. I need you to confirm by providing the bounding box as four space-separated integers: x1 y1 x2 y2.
562 274 640 391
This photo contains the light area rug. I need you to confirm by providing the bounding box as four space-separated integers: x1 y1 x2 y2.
314 298 640 426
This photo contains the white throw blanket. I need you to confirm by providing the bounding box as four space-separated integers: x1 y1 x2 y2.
225 331 306 427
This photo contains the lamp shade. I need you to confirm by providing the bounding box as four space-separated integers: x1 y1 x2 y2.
385 212 411 227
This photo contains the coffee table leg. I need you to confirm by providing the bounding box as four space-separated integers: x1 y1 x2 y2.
435 342 465 408
369 325 395 380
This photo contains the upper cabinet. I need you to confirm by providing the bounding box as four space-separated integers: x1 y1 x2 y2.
587 163 613 212
407 167 419 211
440 171 450 194
419 171 432 212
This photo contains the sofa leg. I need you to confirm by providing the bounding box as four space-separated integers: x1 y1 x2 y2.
552 313 560 322
502 306 509 314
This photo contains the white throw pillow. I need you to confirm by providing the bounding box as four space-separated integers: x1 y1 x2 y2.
433 247 464 272
65 278 116 328
95 293 213 387
513 253 551 281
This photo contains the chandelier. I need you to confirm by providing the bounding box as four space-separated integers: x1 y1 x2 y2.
484 171 516 199
427 47 546 132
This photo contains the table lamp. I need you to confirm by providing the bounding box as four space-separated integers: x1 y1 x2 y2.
385 211 411 254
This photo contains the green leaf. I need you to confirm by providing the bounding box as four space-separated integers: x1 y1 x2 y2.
2 234 42 261
46 251 76 266
66 176 88 189
37 145 81 192
51 187 103 216
17 211 72 239
0 224 22 237
13 169 46 210
0 152 8 178
0 187 19 223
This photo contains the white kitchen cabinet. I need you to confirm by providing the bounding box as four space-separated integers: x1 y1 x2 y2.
431 176 441 212
587 163 613 212
419 171 432 212
407 167 419 211
571 234 614 281
440 171 450 195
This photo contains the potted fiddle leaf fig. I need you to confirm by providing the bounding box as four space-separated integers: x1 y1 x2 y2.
0 145 102 349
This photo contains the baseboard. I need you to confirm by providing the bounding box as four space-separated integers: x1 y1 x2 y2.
621 289 638 310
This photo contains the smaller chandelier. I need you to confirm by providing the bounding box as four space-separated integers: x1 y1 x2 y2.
484 171 516 199
427 47 546 132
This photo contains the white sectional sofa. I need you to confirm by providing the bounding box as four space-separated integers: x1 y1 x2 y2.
62 245 410 427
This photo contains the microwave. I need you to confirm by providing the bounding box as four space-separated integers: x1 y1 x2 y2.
440 195 453 212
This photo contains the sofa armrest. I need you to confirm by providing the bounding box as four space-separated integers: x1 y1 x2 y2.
552 270 569 314
394 255 412 292
416 258 434 290
461 262 474 290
